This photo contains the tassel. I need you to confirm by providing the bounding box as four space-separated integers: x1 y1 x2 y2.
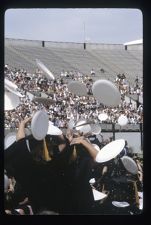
43 138 52 161
133 181 140 208
73 145 77 159
69 145 77 163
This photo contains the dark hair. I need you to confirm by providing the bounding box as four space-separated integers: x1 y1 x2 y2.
26 135 45 162
45 134 66 145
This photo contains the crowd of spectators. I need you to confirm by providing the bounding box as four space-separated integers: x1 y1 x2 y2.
4 65 143 130
115 73 143 97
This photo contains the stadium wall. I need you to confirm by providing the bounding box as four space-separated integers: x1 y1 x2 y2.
5 38 143 51
86 43 124 50
5 38 126 50
45 41 84 49
5 38 42 47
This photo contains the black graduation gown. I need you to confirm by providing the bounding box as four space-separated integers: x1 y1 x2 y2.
63 144 95 215
4 137 74 214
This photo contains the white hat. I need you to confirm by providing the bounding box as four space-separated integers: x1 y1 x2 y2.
5 90 20 111
5 78 24 97
36 59 55 80
5 131 16 149
89 178 96 184
47 121 62 135
67 81 87 96
121 156 138 175
95 139 125 163
98 113 108 121
92 79 121 107
112 201 130 208
92 189 107 201
90 123 101 135
75 120 91 134
5 78 18 90
117 115 128 126
31 110 49 140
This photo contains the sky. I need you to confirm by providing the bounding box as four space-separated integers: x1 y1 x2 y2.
5 8 143 44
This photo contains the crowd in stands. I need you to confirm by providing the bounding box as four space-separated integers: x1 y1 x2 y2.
115 73 143 97
4 65 143 130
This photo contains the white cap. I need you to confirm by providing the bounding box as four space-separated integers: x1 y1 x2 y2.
47 121 62 135
5 91 20 111
31 110 49 140
92 79 121 107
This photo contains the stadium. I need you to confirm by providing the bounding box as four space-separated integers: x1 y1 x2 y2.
4 37 143 215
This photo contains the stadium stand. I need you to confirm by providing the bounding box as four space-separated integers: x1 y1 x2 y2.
5 38 142 85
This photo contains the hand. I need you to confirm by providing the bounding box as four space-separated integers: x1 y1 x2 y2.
19 197 29 205
5 210 12 215
16 116 32 141
70 136 85 145
20 116 32 126
8 183 14 193
66 129 73 143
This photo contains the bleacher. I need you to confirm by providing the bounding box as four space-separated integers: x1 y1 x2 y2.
88 49 142 83
5 38 143 85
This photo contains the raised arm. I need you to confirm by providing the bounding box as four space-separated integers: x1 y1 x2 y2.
16 117 32 141
70 136 99 161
